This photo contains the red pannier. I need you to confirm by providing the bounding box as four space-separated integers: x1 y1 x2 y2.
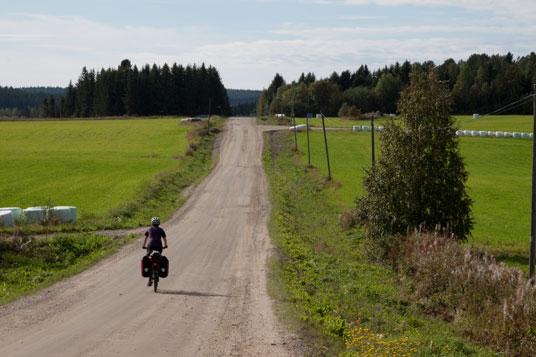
158 256 169 278
141 256 151 277
140 255 169 278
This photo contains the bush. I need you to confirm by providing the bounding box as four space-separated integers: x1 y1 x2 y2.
356 70 473 241
338 102 349 118
399 232 536 355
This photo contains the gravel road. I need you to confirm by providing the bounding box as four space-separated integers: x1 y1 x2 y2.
0 117 303 356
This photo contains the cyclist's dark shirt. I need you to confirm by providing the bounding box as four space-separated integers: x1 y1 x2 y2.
145 226 166 251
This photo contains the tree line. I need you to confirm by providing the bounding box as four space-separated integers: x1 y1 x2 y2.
256 52 536 117
0 86 64 118
41 59 231 118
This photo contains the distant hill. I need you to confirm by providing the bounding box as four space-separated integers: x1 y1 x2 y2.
226 89 261 106
0 86 65 108
20 87 67 96
0 86 66 117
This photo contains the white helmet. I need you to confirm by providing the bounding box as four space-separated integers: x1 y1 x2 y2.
151 217 160 225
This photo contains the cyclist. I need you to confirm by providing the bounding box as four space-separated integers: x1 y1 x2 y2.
142 217 168 286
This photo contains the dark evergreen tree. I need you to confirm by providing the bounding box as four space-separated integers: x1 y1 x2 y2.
39 98 49 117
48 96 57 117
124 65 140 116
63 82 76 117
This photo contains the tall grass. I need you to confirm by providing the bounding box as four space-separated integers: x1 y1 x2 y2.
397 232 536 356
0 233 132 304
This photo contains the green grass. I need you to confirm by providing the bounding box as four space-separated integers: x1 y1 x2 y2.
264 131 488 355
0 118 192 220
293 116 533 266
455 115 534 132
264 114 534 131
0 233 133 304
462 137 531 261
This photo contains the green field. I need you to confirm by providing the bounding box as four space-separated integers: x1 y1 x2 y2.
0 118 192 220
294 115 534 262
279 114 533 131
455 114 534 132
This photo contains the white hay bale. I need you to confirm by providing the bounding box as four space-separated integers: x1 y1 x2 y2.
471 131 479 137
378 126 384 132
23 207 47 223
504 132 513 138
50 206 77 224
487 131 494 136
0 207 21 221
456 130 463 136
0 210 14 227
530 133 534 139
352 125 361 132
473 113 479 119
495 131 504 137
289 124 307 132
521 133 530 139
513 132 521 139
316 114 322 119
463 130 471 136
479 131 487 137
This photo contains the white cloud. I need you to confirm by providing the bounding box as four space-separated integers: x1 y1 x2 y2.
340 15 385 20
174 35 522 88
336 0 536 23
0 13 209 86
0 7 534 90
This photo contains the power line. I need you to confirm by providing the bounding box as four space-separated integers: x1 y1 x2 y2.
481 94 534 117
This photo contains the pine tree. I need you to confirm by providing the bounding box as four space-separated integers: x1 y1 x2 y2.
63 81 76 117
39 98 49 117
124 65 140 116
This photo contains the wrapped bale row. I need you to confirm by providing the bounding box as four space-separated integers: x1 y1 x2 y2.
0 206 77 225
353 125 384 132
456 131 533 139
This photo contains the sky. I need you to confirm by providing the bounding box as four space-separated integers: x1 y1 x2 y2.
1 0 535 90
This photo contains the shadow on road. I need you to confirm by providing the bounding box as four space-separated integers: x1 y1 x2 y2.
156 289 230 297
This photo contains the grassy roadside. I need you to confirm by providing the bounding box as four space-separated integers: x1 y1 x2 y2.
263 130 489 356
0 233 134 304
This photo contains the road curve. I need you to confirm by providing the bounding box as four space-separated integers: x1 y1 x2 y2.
0 117 302 356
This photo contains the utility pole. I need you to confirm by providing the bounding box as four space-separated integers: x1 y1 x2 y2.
306 114 311 166
321 113 332 180
530 84 536 278
207 97 211 133
371 116 375 167
292 92 297 150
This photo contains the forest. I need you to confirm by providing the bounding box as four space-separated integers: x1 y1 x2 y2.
0 86 64 118
256 52 536 117
40 59 231 118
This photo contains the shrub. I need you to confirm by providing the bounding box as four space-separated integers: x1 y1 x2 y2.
338 102 349 118
356 70 473 241
399 232 536 355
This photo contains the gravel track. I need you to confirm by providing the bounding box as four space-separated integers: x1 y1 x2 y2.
0 117 304 356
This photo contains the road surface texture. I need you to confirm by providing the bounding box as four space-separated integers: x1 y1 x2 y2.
0 118 303 356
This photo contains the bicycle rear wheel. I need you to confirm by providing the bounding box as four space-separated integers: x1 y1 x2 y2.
153 270 159 292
